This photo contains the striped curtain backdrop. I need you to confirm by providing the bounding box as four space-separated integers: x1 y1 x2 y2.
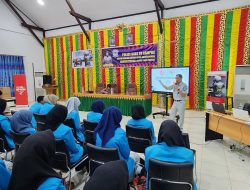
44 6 250 109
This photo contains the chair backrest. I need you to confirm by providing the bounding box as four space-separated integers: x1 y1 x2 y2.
51 139 70 172
33 113 47 123
148 159 193 190
126 83 137 95
36 122 48 131
0 138 6 153
243 103 250 115
0 127 13 152
86 143 119 176
126 125 152 153
96 83 106 93
63 118 77 139
182 133 190 149
10 130 30 146
83 119 98 144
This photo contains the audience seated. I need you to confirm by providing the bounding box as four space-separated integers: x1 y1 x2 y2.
96 83 106 94
83 160 128 190
39 94 58 115
0 99 14 149
145 120 196 190
87 100 105 122
95 106 135 180
0 158 11 190
8 130 66 190
126 83 137 95
10 110 36 135
29 96 44 113
127 105 156 144
66 97 85 142
46 105 84 164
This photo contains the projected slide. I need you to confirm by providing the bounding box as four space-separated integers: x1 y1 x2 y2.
151 67 190 93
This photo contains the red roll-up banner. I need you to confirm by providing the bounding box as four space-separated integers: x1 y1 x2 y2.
13 74 28 106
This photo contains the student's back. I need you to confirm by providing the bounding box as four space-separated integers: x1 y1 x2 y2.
37 177 66 190
29 96 44 114
0 159 11 190
39 94 58 114
86 100 105 122
39 103 54 114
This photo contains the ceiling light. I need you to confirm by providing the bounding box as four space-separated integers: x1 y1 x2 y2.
37 0 45 6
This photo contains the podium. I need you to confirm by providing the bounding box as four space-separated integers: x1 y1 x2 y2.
42 84 58 95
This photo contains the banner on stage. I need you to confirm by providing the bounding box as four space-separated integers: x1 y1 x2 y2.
72 50 93 68
102 44 158 67
13 74 28 106
206 71 228 109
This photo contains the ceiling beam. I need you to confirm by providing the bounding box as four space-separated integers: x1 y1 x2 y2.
69 11 92 23
154 0 163 34
5 0 44 47
65 0 90 41
21 23 44 32
165 0 220 10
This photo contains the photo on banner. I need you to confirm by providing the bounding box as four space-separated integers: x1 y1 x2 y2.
102 44 158 67
206 71 228 109
72 50 93 68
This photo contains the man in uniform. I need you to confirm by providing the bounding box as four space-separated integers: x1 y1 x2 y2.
159 74 188 130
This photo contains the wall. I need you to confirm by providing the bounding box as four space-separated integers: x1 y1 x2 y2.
44 6 250 109
0 0 45 103
45 0 250 37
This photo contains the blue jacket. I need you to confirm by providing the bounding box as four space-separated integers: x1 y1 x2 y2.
96 128 135 179
0 115 14 149
67 111 85 142
39 103 54 115
53 124 84 164
145 142 197 190
87 111 102 122
37 177 66 190
127 118 156 144
0 159 11 190
30 103 43 128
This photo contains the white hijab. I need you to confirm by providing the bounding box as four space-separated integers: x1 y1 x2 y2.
66 97 81 114
43 94 59 105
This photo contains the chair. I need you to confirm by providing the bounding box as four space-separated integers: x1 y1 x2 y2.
10 130 30 153
0 128 14 159
51 140 88 189
243 103 250 115
63 118 77 140
126 83 137 95
33 113 47 123
126 125 152 153
86 143 119 176
107 83 118 94
96 83 106 93
36 122 48 131
148 159 193 190
83 119 98 145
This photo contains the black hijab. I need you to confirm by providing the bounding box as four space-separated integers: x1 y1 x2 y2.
8 130 59 190
0 98 7 115
131 104 146 120
158 120 185 147
83 160 128 190
46 104 68 131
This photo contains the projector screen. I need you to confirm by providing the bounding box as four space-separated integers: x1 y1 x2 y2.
151 67 190 94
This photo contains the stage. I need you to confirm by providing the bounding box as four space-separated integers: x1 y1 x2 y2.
74 93 152 116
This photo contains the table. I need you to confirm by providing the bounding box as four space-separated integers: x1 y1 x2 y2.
205 111 250 146
74 93 152 116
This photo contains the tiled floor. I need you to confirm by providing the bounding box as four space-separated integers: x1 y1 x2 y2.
75 107 250 190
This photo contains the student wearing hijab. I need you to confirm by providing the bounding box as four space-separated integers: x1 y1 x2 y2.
145 120 196 190
8 130 66 190
83 160 128 190
10 110 36 135
95 106 135 180
0 99 14 149
87 100 105 122
66 97 84 142
46 105 84 164
0 158 11 190
127 104 156 144
39 94 59 114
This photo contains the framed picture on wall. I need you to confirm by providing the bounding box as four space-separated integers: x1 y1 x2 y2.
109 35 116 47
126 33 133 45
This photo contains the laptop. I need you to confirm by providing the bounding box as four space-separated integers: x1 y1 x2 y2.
212 102 226 114
232 108 250 121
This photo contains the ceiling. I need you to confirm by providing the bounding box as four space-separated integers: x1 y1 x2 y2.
10 0 209 30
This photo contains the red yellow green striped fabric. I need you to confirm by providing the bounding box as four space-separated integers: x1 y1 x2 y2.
44 6 250 109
